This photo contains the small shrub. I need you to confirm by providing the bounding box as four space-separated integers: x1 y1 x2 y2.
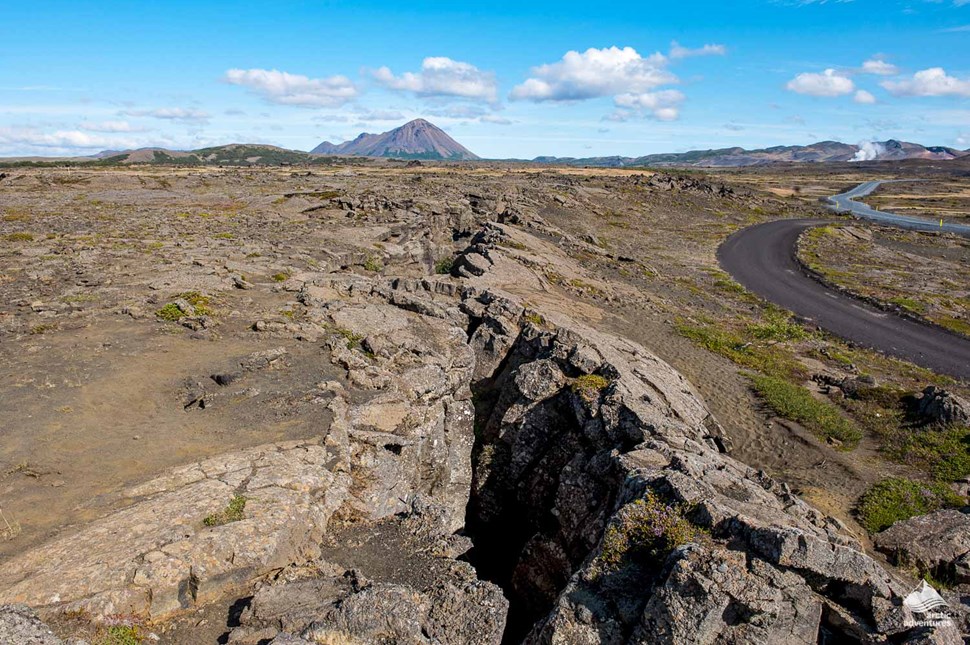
155 303 184 322
713 278 746 294
595 491 705 575
203 495 247 527
176 291 213 316
749 374 862 448
334 327 364 350
96 625 143 645
272 272 291 282
571 374 611 403
434 257 455 275
29 323 57 335
523 312 545 326
363 255 384 273
4 232 33 242
745 310 808 342
857 477 963 533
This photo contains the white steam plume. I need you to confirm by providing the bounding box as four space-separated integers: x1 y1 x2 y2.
850 141 886 162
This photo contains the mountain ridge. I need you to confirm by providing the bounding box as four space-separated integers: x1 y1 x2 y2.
531 139 969 168
311 119 479 160
2 127 968 168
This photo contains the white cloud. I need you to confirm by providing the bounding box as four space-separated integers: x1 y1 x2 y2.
0 126 141 153
510 46 676 101
311 114 351 123
881 67 970 97
372 57 497 102
224 68 358 107
353 108 406 122
956 132 969 146
854 89 877 104
669 41 727 59
79 120 140 133
122 107 210 122
785 68 855 96
613 89 686 121
480 114 513 125
861 58 898 75
427 104 489 119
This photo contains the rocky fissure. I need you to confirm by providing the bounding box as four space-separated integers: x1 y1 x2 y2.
0 186 965 643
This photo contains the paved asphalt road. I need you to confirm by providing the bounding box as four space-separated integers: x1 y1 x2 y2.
718 217 970 380
826 180 970 238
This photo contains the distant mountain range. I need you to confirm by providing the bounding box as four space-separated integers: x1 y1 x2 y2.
532 140 969 168
311 119 479 160
1 120 967 168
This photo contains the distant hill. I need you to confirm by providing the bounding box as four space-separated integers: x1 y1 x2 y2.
311 119 479 160
0 144 327 167
533 140 969 168
2 134 966 169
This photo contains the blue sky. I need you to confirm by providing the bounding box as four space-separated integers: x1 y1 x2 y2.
0 0 968 158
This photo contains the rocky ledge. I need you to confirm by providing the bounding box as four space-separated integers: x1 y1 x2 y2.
0 224 963 643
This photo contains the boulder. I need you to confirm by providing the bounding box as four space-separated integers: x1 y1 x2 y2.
0 604 70 644
915 386 970 426
875 508 970 583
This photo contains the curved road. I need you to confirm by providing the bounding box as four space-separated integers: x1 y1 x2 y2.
826 180 970 238
718 217 970 380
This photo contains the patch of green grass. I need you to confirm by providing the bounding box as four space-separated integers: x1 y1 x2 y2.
887 426 970 483
29 323 57 335
334 327 365 350
213 232 234 240
857 477 963 533
675 320 804 380
155 303 184 322
935 315 970 337
594 491 706 576
434 256 455 275
745 310 808 342
2 210 30 222
176 291 213 316
523 311 545 326
96 625 143 645
888 296 928 315
4 232 33 242
203 494 247 527
271 271 291 282
496 238 527 251
363 255 384 273
570 373 611 403
713 278 746 294
749 374 862 449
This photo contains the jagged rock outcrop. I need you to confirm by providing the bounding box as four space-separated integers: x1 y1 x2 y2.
642 172 738 198
915 386 970 426
0 217 963 643
0 285 477 628
0 605 73 644
875 508 970 582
